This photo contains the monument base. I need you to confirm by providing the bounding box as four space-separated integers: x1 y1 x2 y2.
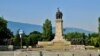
51 36 71 45
37 36 85 50
37 41 85 50
37 37 71 49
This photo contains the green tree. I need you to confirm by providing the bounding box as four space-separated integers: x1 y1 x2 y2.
27 31 41 46
91 33 99 37
0 17 7 31
42 19 52 41
13 29 20 46
65 32 84 45
65 32 83 41
0 17 13 45
89 37 98 46
82 33 86 45
87 34 91 45
87 33 99 46
87 17 100 47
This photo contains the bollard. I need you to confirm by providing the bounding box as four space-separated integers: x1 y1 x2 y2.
57 54 59 56
72 54 74 56
40 51 43 56
89 54 92 56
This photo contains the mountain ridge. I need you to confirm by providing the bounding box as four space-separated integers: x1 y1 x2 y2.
7 21 93 35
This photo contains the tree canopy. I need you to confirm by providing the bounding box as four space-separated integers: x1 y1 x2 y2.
0 17 13 45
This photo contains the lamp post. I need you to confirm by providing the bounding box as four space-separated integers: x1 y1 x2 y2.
19 29 23 48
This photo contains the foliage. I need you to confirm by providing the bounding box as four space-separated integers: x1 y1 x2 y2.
13 29 20 46
27 31 41 46
65 32 83 41
0 17 7 31
0 17 13 45
42 19 52 41
65 32 88 45
89 37 98 46
90 33 99 37
13 36 20 46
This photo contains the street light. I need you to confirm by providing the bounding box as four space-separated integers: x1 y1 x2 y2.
19 29 23 48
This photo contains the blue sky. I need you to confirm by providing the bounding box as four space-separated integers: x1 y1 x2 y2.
0 0 100 32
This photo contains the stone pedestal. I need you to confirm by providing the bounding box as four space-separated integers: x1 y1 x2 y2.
52 19 70 45
52 19 64 41
54 19 63 40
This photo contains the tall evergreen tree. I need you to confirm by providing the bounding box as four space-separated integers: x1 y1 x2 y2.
42 19 52 41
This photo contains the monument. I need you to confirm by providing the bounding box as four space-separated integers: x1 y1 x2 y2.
52 8 64 42
38 8 71 49
38 8 71 48
52 8 67 42
51 8 71 45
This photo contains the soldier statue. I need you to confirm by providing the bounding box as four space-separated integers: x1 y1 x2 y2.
56 8 63 19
